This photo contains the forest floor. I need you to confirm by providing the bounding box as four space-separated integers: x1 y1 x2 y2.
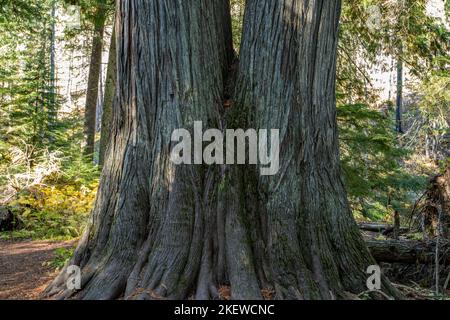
0 239 75 300
0 237 447 300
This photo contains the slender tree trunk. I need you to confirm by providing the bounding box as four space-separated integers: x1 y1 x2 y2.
99 28 116 166
84 5 107 158
49 0 56 124
45 0 401 300
395 46 403 133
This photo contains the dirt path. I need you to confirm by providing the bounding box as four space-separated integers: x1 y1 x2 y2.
0 239 75 300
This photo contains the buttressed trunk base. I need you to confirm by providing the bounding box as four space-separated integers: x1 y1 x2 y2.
45 0 401 300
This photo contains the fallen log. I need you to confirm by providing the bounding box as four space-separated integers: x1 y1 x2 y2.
359 222 390 232
366 239 450 265
359 222 408 235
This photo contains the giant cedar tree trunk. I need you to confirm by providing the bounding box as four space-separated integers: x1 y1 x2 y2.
228 0 400 299
45 0 401 300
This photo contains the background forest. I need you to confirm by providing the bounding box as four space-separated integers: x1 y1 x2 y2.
0 0 449 299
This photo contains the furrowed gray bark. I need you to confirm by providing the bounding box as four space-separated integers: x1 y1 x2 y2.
45 0 233 300
230 0 402 299
45 0 401 300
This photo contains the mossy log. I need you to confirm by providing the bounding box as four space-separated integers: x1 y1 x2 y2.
366 239 450 265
